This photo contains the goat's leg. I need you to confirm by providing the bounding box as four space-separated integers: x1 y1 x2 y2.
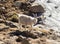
18 18 20 30
18 18 22 31
29 25 33 32
18 23 21 30
25 26 27 31
40 15 45 25
20 24 22 30
31 25 33 31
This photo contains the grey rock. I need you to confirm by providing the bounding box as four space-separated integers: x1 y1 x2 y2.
14 1 22 7
28 0 35 3
0 6 7 14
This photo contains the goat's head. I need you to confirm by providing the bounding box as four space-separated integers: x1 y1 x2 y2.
32 18 37 25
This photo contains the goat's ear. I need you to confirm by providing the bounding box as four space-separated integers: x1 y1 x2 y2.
33 18 37 24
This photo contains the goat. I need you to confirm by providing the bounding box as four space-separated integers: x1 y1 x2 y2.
18 14 37 31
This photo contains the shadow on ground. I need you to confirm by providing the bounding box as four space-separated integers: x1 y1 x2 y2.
9 30 38 39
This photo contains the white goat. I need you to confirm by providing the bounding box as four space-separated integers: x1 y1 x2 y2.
18 14 37 31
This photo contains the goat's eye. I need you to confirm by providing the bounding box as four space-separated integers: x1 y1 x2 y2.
22 25 25 28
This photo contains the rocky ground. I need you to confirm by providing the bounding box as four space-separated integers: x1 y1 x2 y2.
0 20 60 44
0 0 60 44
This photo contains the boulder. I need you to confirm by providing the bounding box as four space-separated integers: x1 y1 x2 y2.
29 5 45 13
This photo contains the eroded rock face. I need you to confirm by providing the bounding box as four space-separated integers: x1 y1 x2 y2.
0 0 60 44
0 23 60 44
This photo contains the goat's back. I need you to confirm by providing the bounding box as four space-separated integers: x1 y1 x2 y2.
19 15 37 25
